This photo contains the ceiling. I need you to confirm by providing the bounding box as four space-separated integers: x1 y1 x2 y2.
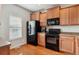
18 4 74 12
18 4 59 12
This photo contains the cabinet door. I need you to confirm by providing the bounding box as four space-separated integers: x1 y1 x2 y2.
31 12 40 20
40 12 47 26
0 45 10 55
60 8 69 25
69 6 77 25
76 6 79 25
47 7 60 19
38 33 45 47
47 8 53 19
53 7 60 18
31 13 36 20
75 36 79 54
60 35 75 54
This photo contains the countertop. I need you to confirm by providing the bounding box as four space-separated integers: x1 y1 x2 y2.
38 32 79 36
0 38 10 47
38 32 46 33
61 32 79 36
39 32 79 35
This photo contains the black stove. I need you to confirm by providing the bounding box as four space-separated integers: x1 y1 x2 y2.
46 34 59 38
46 29 60 51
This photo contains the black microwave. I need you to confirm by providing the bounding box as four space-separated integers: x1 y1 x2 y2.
47 18 60 25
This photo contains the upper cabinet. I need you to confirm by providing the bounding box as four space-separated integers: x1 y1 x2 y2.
47 7 60 19
31 5 79 26
76 6 79 25
69 6 77 25
31 12 40 21
60 5 79 25
40 12 47 26
60 8 69 25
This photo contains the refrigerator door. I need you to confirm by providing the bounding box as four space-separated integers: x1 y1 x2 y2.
28 21 35 35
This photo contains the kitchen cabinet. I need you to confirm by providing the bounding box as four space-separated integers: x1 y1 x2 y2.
69 6 77 25
0 38 10 55
60 5 79 25
47 7 60 19
76 6 79 24
60 34 75 54
60 8 69 25
38 33 46 47
40 12 47 26
75 36 79 54
31 12 40 20
0 45 10 55
69 5 79 25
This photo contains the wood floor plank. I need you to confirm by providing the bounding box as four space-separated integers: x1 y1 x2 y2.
10 44 64 55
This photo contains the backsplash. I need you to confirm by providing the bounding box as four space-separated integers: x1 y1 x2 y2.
47 25 79 33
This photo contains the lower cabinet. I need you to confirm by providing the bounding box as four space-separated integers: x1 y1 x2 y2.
38 33 45 47
75 36 79 54
0 45 10 55
60 34 75 54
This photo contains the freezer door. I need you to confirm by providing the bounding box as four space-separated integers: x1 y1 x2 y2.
28 21 35 35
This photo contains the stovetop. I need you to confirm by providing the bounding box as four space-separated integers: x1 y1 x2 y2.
46 34 59 38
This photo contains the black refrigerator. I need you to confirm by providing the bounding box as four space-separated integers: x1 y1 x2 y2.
27 20 41 46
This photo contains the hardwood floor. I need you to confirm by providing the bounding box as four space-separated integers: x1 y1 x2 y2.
10 44 65 55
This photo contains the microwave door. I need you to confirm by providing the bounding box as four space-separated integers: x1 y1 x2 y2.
47 18 60 25
48 20 55 25
51 21 55 25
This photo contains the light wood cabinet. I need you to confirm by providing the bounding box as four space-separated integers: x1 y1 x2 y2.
47 7 60 19
0 45 10 55
75 36 79 54
40 12 47 26
76 6 79 25
38 33 46 47
69 6 77 25
31 12 40 20
60 34 75 54
60 8 69 25
60 5 79 25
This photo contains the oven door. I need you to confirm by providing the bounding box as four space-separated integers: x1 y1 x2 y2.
46 37 59 45
46 37 59 51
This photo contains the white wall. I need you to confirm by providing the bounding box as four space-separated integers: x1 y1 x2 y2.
0 4 31 49
0 5 2 37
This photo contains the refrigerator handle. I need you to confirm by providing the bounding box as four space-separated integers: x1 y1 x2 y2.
30 24 31 35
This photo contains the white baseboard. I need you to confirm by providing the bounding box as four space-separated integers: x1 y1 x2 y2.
10 42 26 49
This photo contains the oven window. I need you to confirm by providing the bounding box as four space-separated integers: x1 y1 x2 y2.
47 37 57 44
